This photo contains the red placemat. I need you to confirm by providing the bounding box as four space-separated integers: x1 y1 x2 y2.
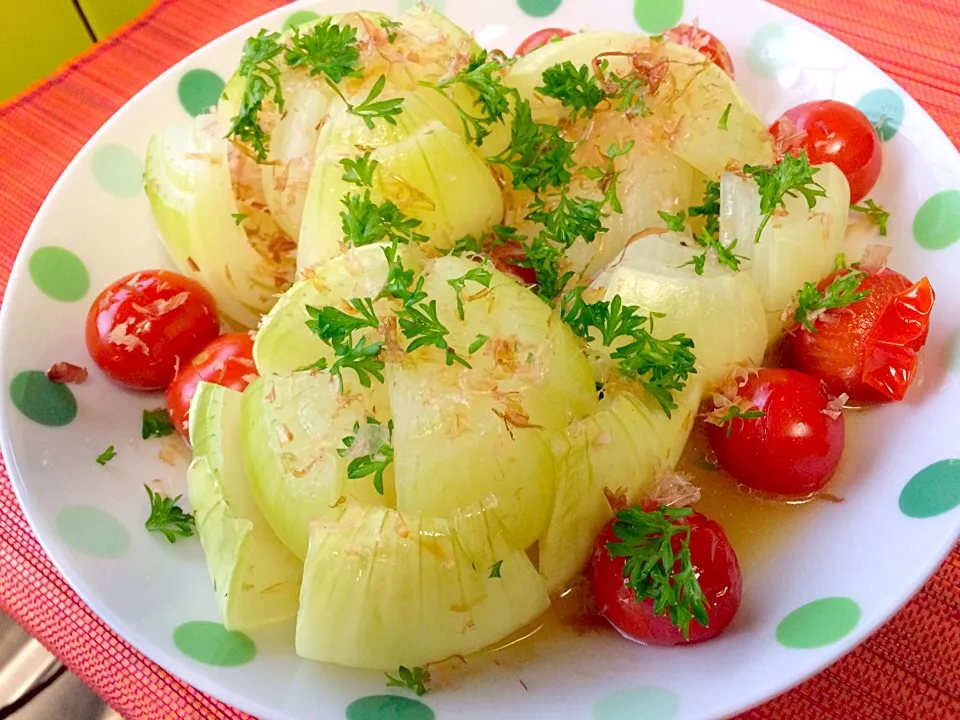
0 1 958 718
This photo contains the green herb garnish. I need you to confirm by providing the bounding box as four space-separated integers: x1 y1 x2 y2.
340 152 379 187
338 418 394 495
658 210 686 232
718 103 732 130
488 560 503 578
536 61 606 121
340 190 428 247
607 505 709 639
226 30 285 161
144 485 195 544
96 446 117 466
708 405 766 436
468 334 490 354
851 198 889 236
743 152 826 243
560 289 696 415
792 268 870 332
141 409 175 439
231 212 249 225
447 265 493 320
385 665 431 696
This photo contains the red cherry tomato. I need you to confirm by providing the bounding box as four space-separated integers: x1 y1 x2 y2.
664 24 735 77
514 28 574 57
489 242 538 286
788 268 934 403
769 100 882 204
86 270 219 391
166 333 257 439
705 368 845 496
590 508 741 646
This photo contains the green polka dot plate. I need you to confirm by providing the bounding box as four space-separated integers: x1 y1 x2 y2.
1 1 959 719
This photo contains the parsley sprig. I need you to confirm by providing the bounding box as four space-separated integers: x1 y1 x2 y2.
284 20 362 83
561 289 696 415
424 50 514 146
304 299 385 388
688 181 720 237
743 152 826 243
340 152 379 187
448 265 493 320
385 665 431 696
142 409 176 439
227 30 285 161
684 227 744 275
536 61 606 121
144 485 196 544
707 405 766 437
96 446 117 466
489 99 576 194
607 506 709 639
582 141 635 214
339 418 394 495
340 191 428 247
851 198 889 236
792 267 871 332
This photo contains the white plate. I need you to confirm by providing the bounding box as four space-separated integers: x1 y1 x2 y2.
2 1 959 719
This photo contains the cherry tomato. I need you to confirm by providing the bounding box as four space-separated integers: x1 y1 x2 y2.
705 368 845 496
166 333 257 439
590 508 741 646
788 268 934 403
769 100 882 204
86 270 219 391
489 242 538 285
664 24 735 77
514 28 574 57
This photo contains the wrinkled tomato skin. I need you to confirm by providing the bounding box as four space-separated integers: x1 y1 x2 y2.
489 242 538 286
166 333 257 440
788 269 934 403
705 368 845 496
769 100 882 204
590 511 742 646
664 24 735 77
514 28 574 57
85 270 219 391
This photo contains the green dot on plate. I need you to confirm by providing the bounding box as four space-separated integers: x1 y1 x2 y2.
633 0 683 34
747 23 789 77
899 459 960 518
55 506 130 558
914 190 960 250
593 687 679 720
178 69 225 117
10 371 78 427
173 621 256 667
28 246 89 302
856 88 904 142
91 143 143 198
346 695 435 720
776 597 860 649
517 0 562 18
283 9 321 31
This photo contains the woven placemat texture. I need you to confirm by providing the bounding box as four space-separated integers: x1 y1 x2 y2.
0 0 957 718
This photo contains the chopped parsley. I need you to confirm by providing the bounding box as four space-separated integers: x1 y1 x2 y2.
141 409 175 439
607 505 709 639
385 665 431 696
684 227 744 275
792 267 871 332
536 61 606 121
379 17 402 43
658 210 686 232
707 405 766 437
340 191 428 247
96 445 117 466
718 103 732 130
304 299 385 388
231 212 249 225
560 289 696 415
338 418 394 495
743 152 826 243
447 265 493 320
488 560 504 578
144 485 195 544
468 334 490 354
851 198 890 236
340 152 379 187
